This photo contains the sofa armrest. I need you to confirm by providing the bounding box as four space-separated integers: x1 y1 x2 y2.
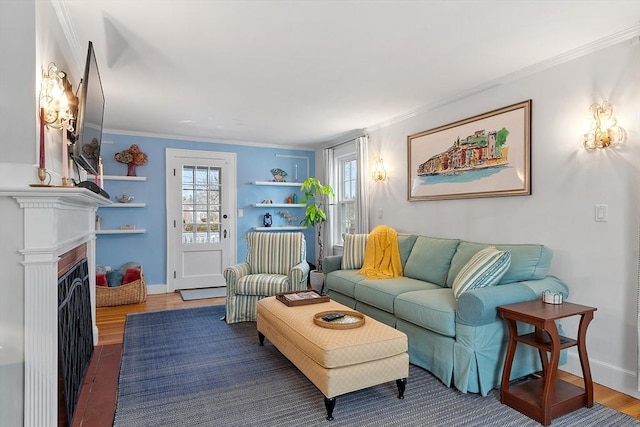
456 276 569 326
289 261 311 291
223 262 251 295
323 255 343 274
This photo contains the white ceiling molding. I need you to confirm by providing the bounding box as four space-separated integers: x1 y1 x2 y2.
365 23 640 136
50 0 83 72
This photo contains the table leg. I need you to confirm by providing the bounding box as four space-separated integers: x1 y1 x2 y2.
324 396 336 421
500 318 518 398
540 320 561 426
396 378 407 399
535 327 549 376
577 311 595 407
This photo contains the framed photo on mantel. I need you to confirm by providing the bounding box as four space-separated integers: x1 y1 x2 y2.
407 100 531 201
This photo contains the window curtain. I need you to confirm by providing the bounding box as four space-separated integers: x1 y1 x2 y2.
637 216 640 391
322 148 335 259
355 135 370 233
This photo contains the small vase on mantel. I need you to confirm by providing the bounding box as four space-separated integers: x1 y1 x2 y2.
127 162 136 176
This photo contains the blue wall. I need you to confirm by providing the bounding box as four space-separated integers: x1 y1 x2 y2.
95 133 315 286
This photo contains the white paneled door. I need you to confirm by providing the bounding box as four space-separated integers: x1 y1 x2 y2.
166 149 236 291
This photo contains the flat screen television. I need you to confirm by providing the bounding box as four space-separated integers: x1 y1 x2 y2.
72 41 104 176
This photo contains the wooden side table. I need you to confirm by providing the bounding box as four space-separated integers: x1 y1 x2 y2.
497 300 596 426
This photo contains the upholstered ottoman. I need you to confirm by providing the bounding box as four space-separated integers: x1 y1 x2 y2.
256 296 409 420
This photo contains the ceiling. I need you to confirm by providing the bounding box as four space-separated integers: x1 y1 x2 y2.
57 1 639 148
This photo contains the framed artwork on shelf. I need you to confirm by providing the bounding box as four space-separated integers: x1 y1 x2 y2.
407 100 531 201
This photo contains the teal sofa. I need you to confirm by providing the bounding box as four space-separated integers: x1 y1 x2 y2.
323 234 569 396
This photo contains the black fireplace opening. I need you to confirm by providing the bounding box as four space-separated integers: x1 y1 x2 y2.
58 257 94 426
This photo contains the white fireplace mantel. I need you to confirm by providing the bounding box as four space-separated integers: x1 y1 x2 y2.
0 187 110 427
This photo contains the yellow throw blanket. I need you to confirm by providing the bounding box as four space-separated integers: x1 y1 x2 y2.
357 225 403 279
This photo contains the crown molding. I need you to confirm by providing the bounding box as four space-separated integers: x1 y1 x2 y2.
102 128 315 152
366 24 640 134
51 0 84 72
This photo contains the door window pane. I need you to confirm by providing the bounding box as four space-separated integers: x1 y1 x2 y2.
182 166 221 244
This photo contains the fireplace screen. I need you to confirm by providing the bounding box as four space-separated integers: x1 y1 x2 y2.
58 257 94 425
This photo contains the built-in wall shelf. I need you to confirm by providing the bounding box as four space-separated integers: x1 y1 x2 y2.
88 174 147 182
99 203 146 208
252 226 307 231
253 181 301 187
253 203 306 208
96 229 146 235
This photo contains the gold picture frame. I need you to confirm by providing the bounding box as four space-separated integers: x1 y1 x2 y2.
408 100 531 201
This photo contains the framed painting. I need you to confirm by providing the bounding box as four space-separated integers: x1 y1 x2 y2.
407 100 531 201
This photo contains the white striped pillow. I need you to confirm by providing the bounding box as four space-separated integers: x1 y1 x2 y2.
453 247 511 300
341 234 368 270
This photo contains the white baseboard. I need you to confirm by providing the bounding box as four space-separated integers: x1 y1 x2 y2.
562 349 640 399
146 284 168 295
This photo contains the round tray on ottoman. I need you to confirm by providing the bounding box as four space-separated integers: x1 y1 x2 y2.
313 310 365 329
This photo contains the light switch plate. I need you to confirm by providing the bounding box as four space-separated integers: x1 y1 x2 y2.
594 204 608 222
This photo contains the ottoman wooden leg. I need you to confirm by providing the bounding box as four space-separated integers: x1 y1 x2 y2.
396 378 407 399
258 332 265 346
324 396 336 421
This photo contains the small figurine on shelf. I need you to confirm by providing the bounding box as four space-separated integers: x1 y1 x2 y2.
116 193 135 203
279 210 296 226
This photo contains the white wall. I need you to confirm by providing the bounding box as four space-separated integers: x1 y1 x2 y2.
0 2 35 425
0 1 78 425
367 39 640 398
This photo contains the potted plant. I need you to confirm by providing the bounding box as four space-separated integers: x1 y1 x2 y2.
300 177 335 292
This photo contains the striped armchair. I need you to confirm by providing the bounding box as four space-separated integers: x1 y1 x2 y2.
224 232 310 323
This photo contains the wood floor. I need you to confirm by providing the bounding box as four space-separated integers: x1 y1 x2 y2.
75 293 639 426
96 292 223 345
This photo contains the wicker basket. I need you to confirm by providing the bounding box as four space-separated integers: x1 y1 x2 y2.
96 269 147 307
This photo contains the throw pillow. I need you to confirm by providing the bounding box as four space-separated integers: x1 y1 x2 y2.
341 233 368 270
96 273 108 287
123 268 141 284
453 247 511 300
119 261 142 275
106 270 124 287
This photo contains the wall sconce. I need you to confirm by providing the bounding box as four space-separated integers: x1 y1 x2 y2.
33 63 77 187
40 62 75 129
371 157 387 182
582 101 625 151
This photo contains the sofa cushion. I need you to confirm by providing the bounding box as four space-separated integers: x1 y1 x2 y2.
325 269 367 298
446 241 553 287
403 236 460 286
236 274 289 295
397 234 418 268
354 277 440 313
452 247 511 300
394 289 457 337
341 233 368 270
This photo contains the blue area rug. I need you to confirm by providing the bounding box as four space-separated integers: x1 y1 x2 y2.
114 305 639 426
